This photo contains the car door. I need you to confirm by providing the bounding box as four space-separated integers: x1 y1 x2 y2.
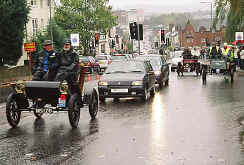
145 61 154 90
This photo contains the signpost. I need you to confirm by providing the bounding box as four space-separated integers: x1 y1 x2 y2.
24 42 36 72
70 33 80 47
236 32 243 41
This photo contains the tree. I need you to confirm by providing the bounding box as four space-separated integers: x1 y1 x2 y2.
214 0 244 42
55 0 116 55
31 20 68 52
0 0 30 65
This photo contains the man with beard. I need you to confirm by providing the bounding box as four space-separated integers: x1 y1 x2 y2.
55 40 79 83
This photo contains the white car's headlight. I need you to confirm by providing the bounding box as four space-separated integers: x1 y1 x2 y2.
98 81 108 86
154 71 161 75
132 81 143 86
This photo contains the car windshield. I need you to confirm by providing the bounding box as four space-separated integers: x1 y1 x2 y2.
136 57 162 66
95 56 107 61
105 62 144 74
111 56 127 61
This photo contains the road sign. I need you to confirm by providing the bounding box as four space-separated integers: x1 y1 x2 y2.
236 32 243 41
24 42 36 52
70 33 79 46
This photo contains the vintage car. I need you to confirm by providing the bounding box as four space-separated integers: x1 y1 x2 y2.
6 66 99 128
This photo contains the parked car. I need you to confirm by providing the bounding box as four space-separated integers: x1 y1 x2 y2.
79 56 100 73
136 54 169 88
98 60 156 102
95 55 111 71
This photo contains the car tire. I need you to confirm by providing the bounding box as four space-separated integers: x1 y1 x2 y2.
89 90 99 120
6 95 21 128
68 97 81 128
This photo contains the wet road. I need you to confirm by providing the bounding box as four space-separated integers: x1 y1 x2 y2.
1 73 244 164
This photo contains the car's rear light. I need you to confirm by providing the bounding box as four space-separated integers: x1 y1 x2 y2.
108 60 111 64
60 94 66 100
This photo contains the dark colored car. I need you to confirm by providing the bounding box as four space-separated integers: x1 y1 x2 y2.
98 61 156 102
136 54 169 88
79 56 100 73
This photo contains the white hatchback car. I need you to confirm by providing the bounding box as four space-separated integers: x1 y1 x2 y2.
95 55 111 71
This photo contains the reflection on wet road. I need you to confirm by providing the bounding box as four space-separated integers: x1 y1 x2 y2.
0 73 244 164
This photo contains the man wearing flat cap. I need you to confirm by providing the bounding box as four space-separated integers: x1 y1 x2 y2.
32 40 58 81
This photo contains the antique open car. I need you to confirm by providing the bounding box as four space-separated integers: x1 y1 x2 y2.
201 56 236 84
178 49 201 76
6 66 99 128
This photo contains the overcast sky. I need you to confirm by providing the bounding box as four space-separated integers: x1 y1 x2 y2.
109 0 213 14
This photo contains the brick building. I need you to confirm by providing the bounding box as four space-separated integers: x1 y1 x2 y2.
179 20 225 48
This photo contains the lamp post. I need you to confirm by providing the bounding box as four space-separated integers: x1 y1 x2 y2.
201 1 213 44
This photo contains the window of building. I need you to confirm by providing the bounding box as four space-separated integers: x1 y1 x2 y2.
32 18 38 36
30 0 37 6
40 0 43 8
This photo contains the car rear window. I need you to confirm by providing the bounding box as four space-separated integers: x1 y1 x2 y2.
95 56 107 61
111 56 127 60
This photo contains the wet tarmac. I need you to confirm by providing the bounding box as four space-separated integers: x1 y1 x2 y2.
1 73 244 164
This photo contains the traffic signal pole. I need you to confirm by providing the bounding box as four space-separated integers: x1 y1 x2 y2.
138 24 140 55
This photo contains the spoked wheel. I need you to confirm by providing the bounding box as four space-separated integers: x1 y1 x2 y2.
89 90 99 120
6 97 21 128
68 98 81 128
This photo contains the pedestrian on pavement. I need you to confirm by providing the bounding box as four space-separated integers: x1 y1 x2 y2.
238 45 244 70
32 40 58 81
209 42 221 59
55 40 79 83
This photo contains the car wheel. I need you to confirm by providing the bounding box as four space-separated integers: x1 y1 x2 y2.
89 90 99 120
68 97 80 128
6 96 21 128
150 86 155 96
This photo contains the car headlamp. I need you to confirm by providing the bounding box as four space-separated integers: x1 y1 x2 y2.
13 80 25 94
132 81 143 86
154 71 161 75
98 81 108 86
59 80 69 94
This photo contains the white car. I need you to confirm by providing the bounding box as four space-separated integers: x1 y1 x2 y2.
95 55 111 71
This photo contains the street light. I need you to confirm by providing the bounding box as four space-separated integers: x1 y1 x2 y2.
200 1 213 44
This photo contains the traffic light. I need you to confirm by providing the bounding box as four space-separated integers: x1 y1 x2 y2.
160 30 165 43
138 24 143 41
95 33 100 46
129 22 137 39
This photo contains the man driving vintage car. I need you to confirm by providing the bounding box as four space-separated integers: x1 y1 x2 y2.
55 40 79 83
32 40 58 81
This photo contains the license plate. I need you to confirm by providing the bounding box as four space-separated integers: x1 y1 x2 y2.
36 109 43 113
99 62 104 64
111 89 128 93
58 98 66 107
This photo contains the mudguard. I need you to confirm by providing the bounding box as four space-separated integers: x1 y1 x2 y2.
7 91 29 109
83 87 97 105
